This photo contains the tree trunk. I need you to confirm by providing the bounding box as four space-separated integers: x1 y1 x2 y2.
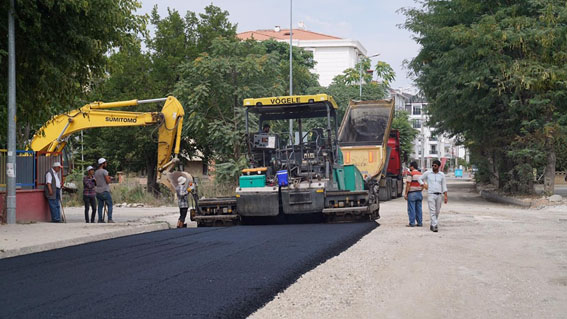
146 155 159 196
543 136 556 196
486 148 499 187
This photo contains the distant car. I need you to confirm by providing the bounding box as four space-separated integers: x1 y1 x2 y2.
471 166 478 173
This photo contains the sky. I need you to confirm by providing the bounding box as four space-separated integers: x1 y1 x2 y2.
138 0 422 90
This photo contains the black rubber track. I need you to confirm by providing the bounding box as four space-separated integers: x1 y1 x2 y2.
0 222 377 318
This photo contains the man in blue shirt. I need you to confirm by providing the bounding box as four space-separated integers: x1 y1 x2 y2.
418 160 448 232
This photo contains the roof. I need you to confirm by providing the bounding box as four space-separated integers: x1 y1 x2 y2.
237 29 342 41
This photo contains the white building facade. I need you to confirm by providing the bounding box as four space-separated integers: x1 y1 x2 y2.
237 29 367 87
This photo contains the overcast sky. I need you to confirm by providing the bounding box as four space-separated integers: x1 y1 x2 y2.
138 0 421 90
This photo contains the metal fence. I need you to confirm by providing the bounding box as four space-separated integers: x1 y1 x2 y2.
0 149 36 189
0 150 62 190
36 152 63 189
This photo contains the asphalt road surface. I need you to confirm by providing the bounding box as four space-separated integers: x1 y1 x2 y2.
0 222 377 318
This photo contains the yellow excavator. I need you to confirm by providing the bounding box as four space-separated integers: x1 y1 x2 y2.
29 96 187 191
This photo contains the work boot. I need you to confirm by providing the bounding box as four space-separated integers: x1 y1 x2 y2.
433 226 438 232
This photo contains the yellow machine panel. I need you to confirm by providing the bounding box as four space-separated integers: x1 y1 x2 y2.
338 99 395 181
243 94 338 109
341 145 387 180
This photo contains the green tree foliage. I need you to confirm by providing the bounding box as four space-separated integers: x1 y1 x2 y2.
145 4 237 94
83 4 238 193
332 57 395 87
309 59 395 123
403 0 567 194
392 110 418 162
0 0 145 147
174 38 318 182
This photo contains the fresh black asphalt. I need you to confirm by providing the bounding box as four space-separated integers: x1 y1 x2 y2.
0 222 377 318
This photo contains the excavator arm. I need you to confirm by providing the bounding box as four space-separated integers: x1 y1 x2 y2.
29 96 185 175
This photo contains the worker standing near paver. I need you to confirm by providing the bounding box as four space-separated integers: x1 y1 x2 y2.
176 176 189 228
403 161 423 227
45 162 63 223
418 160 448 232
95 158 114 223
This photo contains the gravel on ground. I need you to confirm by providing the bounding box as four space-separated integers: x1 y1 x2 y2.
251 179 567 319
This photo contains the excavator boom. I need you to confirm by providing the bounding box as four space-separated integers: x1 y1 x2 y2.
29 96 185 174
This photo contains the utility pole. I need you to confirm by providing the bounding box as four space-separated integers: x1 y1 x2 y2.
420 105 425 171
288 0 293 145
6 0 17 224
359 55 363 99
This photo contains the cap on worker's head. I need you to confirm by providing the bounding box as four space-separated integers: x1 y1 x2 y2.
177 176 187 185
98 158 106 165
86 165 94 171
52 161 62 168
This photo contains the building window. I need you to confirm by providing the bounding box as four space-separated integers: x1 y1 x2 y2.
430 145 437 154
405 103 412 113
412 119 421 129
413 105 421 115
430 134 437 141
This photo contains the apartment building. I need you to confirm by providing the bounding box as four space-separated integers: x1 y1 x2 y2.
237 27 367 87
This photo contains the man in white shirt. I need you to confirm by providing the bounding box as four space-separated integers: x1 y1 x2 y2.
45 161 63 222
418 160 448 232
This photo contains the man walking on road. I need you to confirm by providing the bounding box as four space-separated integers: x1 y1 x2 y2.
418 160 448 232
45 161 63 222
95 158 114 223
404 161 423 227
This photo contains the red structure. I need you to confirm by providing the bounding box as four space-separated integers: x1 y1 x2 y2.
0 189 50 222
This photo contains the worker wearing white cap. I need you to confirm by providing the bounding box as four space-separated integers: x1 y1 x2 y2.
44 161 63 222
83 165 97 223
94 157 114 223
176 176 189 228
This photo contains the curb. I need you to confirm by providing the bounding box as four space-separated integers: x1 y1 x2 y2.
0 222 171 259
480 190 532 208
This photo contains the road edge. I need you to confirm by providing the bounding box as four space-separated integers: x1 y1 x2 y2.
0 222 171 259
479 190 532 207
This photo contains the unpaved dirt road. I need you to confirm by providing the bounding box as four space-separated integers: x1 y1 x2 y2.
251 179 567 319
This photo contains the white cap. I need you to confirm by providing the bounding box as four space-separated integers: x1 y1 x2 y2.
98 158 106 165
177 176 187 185
86 165 94 171
52 161 62 167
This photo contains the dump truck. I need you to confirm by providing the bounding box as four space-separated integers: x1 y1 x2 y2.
193 94 381 226
337 99 403 202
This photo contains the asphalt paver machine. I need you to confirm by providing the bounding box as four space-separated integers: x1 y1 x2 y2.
194 94 381 226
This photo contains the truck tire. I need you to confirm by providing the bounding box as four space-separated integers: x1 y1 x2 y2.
390 178 398 199
379 179 391 202
397 179 404 197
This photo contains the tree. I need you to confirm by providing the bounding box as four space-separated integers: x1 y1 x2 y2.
175 39 283 182
174 38 321 182
0 0 145 147
84 4 238 193
403 0 567 194
392 110 418 163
